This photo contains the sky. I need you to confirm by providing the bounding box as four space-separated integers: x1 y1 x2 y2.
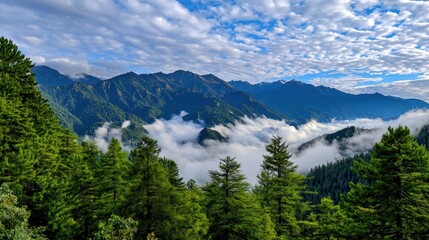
1 0 429 101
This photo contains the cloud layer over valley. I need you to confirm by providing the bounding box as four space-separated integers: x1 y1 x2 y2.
141 110 429 185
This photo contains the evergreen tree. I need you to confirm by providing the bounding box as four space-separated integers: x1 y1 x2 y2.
311 198 347 240
305 153 368 204
0 37 64 232
255 135 307 238
342 126 429 239
159 157 185 189
48 131 101 239
177 183 209 239
97 138 131 218
81 139 102 170
0 97 37 196
203 156 273 240
125 136 196 239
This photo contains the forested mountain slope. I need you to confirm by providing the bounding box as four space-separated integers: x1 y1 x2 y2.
230 79 429 124
34 66 282 137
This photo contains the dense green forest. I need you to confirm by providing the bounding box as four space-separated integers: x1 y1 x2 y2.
2 37 429 239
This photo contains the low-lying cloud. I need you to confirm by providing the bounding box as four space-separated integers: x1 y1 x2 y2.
143 110 429 185
84 110 429 185
84 121 132 153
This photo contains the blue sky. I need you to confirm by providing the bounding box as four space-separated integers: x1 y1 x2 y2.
1 0 429 101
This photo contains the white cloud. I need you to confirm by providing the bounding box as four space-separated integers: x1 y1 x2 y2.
310 74 429 103
310 75 384 93
84 121 132 153
143 110 429 185
354 78 429 103
1 0 428 86
121 120 131 129
1 0 429 105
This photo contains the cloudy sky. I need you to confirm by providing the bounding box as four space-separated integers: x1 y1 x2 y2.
1 0 429 101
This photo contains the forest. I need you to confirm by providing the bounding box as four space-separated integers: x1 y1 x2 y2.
1 37 429 240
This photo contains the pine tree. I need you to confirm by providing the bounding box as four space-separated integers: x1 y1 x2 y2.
0 97 37 195
159 157 185 189
203 156 273 240
0 37 64 232
176 183 209 239
310 198 347 239
255 135 307 238
125 136 181 239
48 131 102 239
97 138 131 218
341 126 429 239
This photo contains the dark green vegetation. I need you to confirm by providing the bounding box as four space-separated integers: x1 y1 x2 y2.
230 79 429 124
306 124 429 205
297 126 373 154
3 37 429 239
197 127 227 145
34 65 282 139
305 154 368 204
35 65 428 142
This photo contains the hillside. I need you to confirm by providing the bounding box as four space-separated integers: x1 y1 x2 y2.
34 66 282 136
230 79 429 124
34 66 429 140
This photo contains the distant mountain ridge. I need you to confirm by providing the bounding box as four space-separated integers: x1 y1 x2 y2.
296 126 375 157
33 66 282 138
230 79 429 124
32 65 102 86
33 65 429 140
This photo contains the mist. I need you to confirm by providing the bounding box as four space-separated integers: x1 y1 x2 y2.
84 110 429 185
84 121 132 153
143 110 429 185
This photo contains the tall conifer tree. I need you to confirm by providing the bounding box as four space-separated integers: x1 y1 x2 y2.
0 37 63 231
256 135 307 238
203 156 274 240
97 138 130 218
342 126 429 239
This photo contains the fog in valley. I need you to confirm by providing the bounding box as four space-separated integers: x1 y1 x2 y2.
87 109 429 185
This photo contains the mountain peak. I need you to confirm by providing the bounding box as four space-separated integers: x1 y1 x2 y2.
172 69 194 75
118 71 139 78
32 65 75 87
288 79 303 85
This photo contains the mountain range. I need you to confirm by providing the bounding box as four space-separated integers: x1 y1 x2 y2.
230 80 429 124
33 65 429 140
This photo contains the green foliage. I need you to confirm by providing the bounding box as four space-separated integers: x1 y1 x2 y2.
5 37 429 240
342 126 429 239
312 198 347 239
0 37 66 235
0 183 47 240
176 184 209 239
197 127 227 146
0 97 37 190
255 135 308 238
305 154 368 204
416 124 429 149
159 157 185 189
97 138 131 217
203 156 273 240
48 132 101 239
94 214 137 240
125 136 208 239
